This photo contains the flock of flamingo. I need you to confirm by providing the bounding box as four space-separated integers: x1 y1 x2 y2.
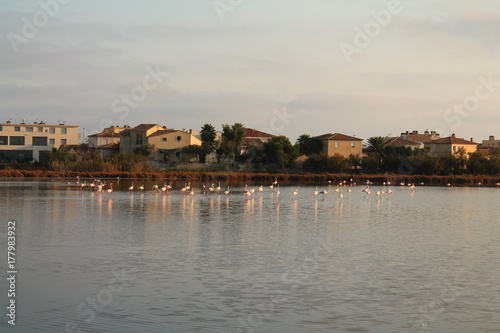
65 176 499 199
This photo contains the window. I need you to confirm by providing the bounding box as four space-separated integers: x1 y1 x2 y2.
0 125 2 131
334 141 340 148
351 142 356 148
176 135 182 142
453 146 457 152
135 134 143 145
26 127 33 132
49 139 55 145
162 138 167 142
38 127 43 132
61 128 67 134
10 136 25 145
49 127 55 134
0 136 7 145
32 137 48 146
61 139 67 145
14 127 21 132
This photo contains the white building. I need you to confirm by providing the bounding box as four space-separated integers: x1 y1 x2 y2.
0 120 79 162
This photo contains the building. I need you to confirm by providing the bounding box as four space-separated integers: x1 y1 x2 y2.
0 120 79 162
119 124 202 162
385 137 424 150
239 128 274 155
148 129 202 162
314 133 363 158
88 126 126 157
400 130 441 143
424 134 478 156
480 135 500 149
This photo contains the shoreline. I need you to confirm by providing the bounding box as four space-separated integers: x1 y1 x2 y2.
0 169 498 186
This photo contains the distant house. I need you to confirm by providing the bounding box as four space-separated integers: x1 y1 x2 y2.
424 134 478 156
480 135 500 149
400 130 441 144
119 124 201 162
148 129 202 162
239 128 274 155
119 124 164 154
385 137 423 150
88 126 125 157
314 133 363 158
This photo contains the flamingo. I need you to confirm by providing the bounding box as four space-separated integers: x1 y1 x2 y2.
347 188 352 193
152 184 159 191
386 188 393 194
312 187 319 196
160 183 167 192
215 182 221 193
223 186 230 195
185 182 191 190
105 183 113 193
208 184 215 194
275 185 280 197
137 184 144 192
189 188 194 195
180 183 187 192
257 185 264 193
319 188 329 198
166 182 172 191
339 191 344 199
244 190 252 198
291 188 298 199
128 182 134 192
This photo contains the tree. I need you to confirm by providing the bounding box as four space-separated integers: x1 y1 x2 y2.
200 124 217 154
297 134 323 156
257 135 298 171
133 143 155 156
181 145 206 162
348 153 362 171
303 154 349 173
366 136 387 168
218 123 246 161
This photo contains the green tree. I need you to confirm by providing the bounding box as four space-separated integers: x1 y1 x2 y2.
181 145 206 162
200 123 217 155
297 134 323 156
133 143 155 156
366 136 387 168
303 154 349 173
258 135 298 171
218 123 246 161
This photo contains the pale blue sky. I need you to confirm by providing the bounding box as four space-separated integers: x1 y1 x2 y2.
1 0 499 142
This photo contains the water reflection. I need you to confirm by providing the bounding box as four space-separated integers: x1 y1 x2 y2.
1 181 499 333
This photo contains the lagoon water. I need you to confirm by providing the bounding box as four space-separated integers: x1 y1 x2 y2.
1 180 499 333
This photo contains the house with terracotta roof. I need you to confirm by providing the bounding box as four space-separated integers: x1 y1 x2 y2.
119 124 202 162
88 126 126 156
385 137 424 150
400 130 441 143
314 133 363 158
239 128 274 155
424 134 478 156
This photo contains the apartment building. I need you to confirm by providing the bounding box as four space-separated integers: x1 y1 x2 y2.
0 121 79 162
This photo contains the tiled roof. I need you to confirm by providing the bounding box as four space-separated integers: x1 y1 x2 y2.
244 128 274 138
130 124 159 132
404 134 435 142
147 129 180 138
97 143 119 149
88 132 121 138
314 133 363 141
387 137 422 146
426 136 477 145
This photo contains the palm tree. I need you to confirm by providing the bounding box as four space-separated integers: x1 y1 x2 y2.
367 136 387 168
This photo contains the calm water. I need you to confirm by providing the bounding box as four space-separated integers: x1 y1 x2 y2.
1 180 499 333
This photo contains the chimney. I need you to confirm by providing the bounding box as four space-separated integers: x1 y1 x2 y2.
424 130 429 135
490 135 495 140
451 133 455 138
189 129 192 134
470 138 474 143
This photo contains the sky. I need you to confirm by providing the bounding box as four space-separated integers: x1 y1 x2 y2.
1 0 499 143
